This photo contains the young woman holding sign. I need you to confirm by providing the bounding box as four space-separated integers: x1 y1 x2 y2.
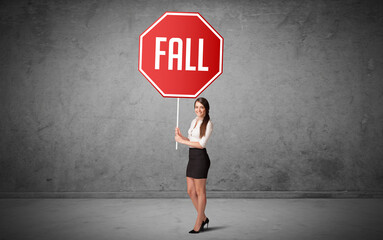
175 97 213 234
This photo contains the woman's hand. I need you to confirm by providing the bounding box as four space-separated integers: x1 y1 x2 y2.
175 127 187 144
175 127 185 139
175 134 183 143
175 127 182 137
175 127 192 145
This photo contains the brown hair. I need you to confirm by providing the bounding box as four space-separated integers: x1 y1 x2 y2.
195 97 210 138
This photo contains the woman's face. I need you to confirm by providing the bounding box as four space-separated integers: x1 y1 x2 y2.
195 101 206 119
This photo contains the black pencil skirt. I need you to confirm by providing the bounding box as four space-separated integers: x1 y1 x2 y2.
186 148 211 179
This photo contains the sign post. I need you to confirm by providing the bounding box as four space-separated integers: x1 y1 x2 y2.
138 12 223 149
176 98 179 149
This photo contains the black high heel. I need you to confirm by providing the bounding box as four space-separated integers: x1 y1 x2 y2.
189 222 203 234
201 217 209 229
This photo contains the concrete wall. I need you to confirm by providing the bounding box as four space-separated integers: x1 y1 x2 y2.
1 0 382 193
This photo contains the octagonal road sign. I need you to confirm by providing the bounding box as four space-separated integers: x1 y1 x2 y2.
138 12 224 98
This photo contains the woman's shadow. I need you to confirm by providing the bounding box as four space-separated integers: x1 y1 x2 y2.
203 226 229 232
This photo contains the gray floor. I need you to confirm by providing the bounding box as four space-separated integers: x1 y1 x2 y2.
1 198 382 240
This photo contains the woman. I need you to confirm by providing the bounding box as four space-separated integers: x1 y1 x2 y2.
175 97 213 234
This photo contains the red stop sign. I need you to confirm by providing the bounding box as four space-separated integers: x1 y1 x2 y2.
139 12 223 98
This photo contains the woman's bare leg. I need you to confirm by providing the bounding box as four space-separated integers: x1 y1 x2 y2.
187 177 207 225
186 177 198 211
193 178 207 231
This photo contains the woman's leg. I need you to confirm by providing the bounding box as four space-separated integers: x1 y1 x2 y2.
187 177 207 226
186 177 198 211
193 178 207 230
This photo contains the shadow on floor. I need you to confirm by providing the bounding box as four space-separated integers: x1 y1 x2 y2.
203 226 229 232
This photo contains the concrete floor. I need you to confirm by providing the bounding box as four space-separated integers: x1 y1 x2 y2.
0 199 382 240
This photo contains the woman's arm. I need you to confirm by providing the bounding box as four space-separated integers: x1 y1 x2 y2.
175 127 204 149
175 136 204 149
198 121 213 148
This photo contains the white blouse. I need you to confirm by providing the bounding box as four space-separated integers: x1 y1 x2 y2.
187 118 213 148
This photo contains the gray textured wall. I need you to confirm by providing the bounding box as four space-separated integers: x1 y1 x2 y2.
1 0 383 193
